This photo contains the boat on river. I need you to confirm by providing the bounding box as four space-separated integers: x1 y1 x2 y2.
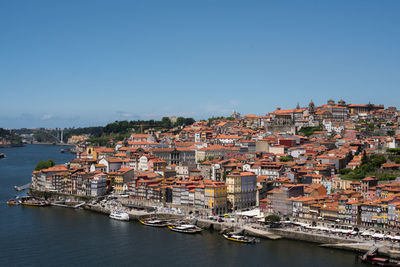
168 224 202 234
359 253 400 266
223 233 258 244
7 199 20 206
359 246 400 266
139 219 170 227
21 199 50 207
0 153 6 159
109 211 130 221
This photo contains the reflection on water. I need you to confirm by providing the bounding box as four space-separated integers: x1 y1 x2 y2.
0 145 365 266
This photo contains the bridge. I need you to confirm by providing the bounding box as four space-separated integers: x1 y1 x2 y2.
32 128 65 144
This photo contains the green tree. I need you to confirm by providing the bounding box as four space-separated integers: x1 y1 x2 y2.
280 156 293 162
339 168 352 175
0 128 10 137
184 118 195 125
175 117 186 126
371 154 386 168
341 153 391 181
87 137 109 146
265 214 281 224
162 117 172 129
387 148 400 155
367 123 375 131
208 116 225 125
35 159 55 171
9 135 23 145
389 154 400 164
299 127 322 137
361 151 368 165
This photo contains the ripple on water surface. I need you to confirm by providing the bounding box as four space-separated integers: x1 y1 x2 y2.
0 145 365 267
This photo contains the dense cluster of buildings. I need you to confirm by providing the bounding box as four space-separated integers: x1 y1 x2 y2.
31 99 400 224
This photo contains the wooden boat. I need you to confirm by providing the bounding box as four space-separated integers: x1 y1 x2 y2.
7 199 20 206
168 224 202 234
223 233 258 244
139 219 170 227
359 252 400 266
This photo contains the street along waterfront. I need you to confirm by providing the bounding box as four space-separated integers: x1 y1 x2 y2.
0 145 365 266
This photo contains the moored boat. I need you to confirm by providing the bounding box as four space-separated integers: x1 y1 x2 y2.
223 233 258 244
139 219 170 227
168 224 202 234
359 253 400 266
109 211 130 221
7 199 20 206
21 199 49 207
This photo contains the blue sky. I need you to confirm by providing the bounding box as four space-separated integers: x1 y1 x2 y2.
1 0 399 128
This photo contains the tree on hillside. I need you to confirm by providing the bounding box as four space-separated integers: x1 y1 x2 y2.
175 117 186 126
298 126 322 137
280 156 293 162
0 128 10 137
35 159 55 171
162 117 172 129
184 118 195 125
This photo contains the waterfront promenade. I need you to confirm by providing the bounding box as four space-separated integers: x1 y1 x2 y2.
33 189 400 257
73 196 400 260
0 144 369 266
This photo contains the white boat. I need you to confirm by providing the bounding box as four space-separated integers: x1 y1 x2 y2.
139 219 170 227
109 211 129 221
168 224 202 234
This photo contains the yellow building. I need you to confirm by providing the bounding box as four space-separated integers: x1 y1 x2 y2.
67 135 87 144
226 171 257 210
204 180 227 215
226 173 241 210
320 204 339 220
114 168 134 194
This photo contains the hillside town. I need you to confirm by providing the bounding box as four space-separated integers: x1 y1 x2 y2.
31 99 400 230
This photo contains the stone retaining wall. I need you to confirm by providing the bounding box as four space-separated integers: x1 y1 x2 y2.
270 229 357 244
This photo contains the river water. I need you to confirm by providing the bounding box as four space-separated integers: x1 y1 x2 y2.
0 145 366 266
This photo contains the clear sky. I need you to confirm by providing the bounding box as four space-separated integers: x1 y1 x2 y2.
1 0 399 128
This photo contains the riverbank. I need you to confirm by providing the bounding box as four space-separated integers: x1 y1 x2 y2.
2 144 366 266
270 227 400 260
26 186 400 261
0 143 24 148
29 192 400 261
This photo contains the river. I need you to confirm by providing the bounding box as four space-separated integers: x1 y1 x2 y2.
0 145 366 266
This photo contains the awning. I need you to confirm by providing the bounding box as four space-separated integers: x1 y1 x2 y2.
236 208 261 218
